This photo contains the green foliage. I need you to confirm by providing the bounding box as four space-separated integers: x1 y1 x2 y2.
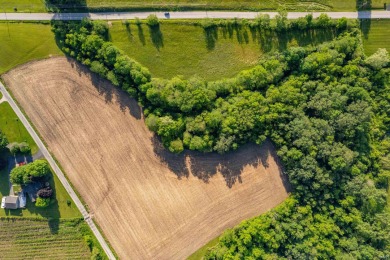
146 14 159 27
52 18 390 258
0 131 8 151
35 197 50 208
10 160 50 185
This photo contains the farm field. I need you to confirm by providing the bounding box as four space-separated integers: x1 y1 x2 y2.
362 19 390 55
0 22 62 74
110 21 338 80
0 218 91 259
2 57 290 259
0 102 38 154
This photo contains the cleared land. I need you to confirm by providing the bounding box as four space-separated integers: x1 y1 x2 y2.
0 102 38 154
110 22 338 80
3 57 290 260
0 22 62 74
0 218 91 259
362 19 390 55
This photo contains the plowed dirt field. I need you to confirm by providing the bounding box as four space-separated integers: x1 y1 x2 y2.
3 57 290 260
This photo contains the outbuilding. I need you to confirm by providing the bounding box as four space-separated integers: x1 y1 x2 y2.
1 196 20 209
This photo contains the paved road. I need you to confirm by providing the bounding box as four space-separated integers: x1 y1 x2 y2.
0 82 116 260
0 10 389 20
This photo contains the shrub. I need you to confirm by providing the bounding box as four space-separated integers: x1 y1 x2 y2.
37 187 53 198
9 142 20 155
35 197 50 208
18 142 31 154
146 14 159 27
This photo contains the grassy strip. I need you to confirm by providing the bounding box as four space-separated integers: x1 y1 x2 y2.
362 19 390 56
0 102 38 154
85 0 385 12
0 23 62 74
187 236 220 260
110 21 338 80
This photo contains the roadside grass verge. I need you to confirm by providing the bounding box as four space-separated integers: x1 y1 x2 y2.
110 21 338 80
0 22 62 74
0 218 91 259
362 19 390 56
87 0 385 11
0 102 38 154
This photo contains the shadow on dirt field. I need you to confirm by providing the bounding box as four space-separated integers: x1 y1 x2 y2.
153 136 291 190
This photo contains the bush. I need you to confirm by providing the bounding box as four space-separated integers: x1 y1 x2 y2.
35 197 50 208
146 14 159 27
9 142 20 155
18 142 31 154
37 187 53 198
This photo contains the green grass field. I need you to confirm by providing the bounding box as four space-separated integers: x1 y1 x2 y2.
110 21 338 80
0 102 38 154
0 218 91 259
362 19 390 56
0 0 46 12
0 22 62 74
87 0 386 11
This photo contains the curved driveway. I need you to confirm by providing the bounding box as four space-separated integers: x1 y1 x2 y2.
0 11 389 21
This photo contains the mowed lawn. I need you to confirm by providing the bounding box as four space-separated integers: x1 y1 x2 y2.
362 19 390 56
0 218 91 259
0 102 38 154
0 22 62 74
110 21 338 80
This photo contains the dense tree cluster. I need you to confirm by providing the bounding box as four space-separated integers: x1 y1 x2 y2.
51 18 390 258
10 160 50 185
203 41 390 258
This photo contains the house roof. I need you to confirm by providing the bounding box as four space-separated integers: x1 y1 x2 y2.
4 196 19 209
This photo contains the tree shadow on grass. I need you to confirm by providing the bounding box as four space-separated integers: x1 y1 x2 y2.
137 24 146 46
204 26 218 51
152 136 291 190
149 24 164 51
67 57 142 120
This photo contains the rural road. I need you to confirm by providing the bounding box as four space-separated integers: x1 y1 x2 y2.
0 11 389 20
0 81 116 260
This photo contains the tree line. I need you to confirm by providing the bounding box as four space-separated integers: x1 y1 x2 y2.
51 17 390 258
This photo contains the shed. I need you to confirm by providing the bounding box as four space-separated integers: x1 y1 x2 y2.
2 196 20 209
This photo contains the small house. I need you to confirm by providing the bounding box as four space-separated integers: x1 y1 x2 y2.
1 196 20 209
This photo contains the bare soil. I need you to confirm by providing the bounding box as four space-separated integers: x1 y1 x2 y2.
3 57 290 260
